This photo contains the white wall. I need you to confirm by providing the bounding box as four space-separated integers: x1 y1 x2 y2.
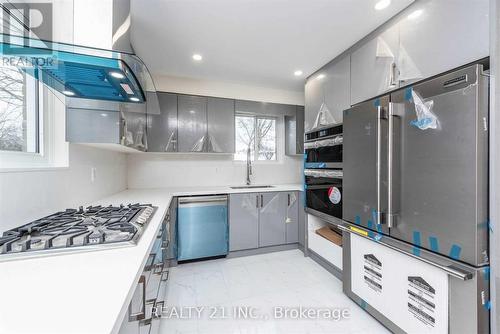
0 144 127 231
127 152 302 188
153 75 305 106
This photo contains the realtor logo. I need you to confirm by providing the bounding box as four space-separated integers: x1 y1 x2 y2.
0 2 56 67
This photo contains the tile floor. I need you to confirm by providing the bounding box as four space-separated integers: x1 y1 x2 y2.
159 249 390 334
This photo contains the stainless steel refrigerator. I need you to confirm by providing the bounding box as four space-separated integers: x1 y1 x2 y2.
341 63 490 333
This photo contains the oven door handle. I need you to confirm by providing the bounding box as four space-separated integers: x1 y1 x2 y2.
305 184 341 190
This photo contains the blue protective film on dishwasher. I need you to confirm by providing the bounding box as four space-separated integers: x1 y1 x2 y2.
373 98 380 107
355 216 361 225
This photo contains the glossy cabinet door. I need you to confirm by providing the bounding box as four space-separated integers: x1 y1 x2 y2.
285 106 304 155
285 192 299 244
305 54 350 132
207 97 235 153
259 192 286 247
147 92 178 152
177 95 207 152
350 23 400 105
229 193 259 251
398 0 489 85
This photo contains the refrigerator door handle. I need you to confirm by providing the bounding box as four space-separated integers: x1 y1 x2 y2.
376 106 387 225
387 102 399 228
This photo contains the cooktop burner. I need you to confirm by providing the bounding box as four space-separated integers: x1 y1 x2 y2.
0 203 156 256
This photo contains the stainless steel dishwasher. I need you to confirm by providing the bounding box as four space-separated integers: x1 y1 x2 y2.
176 195 229 261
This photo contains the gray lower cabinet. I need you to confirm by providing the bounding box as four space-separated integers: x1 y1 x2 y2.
229 193 259 251
119 220 169 334
285 192 299 244
229 191 300 251
259 192 287 247
207 97 235 153
177 95 208 152
148 92 178 152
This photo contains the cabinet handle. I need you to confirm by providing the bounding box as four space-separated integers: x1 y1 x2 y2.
139 298 157 326
287 194 290 206
256 195 259 208
144 253 156 271
128 275 146 321
260 195 264 208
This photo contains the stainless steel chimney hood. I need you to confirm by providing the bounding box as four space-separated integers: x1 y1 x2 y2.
0 34 161 152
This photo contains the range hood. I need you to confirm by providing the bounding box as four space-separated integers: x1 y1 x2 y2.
0 34 161 152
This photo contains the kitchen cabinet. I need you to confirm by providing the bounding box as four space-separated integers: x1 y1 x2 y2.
350 23 400 105
259 192 287 247
207 97 235 153
229 193 259 251
285 192 299 244
398 0 489 84
119 220 169 334
285 106 304 155
148 92 178 152
304 54 350 132
229 191 300 251
177 95 208 152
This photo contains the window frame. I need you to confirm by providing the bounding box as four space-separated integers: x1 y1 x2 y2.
234 113 279 163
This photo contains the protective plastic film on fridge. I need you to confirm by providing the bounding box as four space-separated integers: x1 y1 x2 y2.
342 63 490 333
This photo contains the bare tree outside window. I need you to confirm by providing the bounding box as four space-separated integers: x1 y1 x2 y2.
0 66 38 152
235 115 276 161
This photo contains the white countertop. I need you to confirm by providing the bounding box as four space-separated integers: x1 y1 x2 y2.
0 184 302 334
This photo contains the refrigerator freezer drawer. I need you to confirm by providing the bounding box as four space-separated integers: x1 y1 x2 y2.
177 196 228 261
343 232 489 334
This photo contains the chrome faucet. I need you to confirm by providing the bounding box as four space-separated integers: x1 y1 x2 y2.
246 147 252 185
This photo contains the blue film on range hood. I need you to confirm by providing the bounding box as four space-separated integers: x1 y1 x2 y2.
0 35 145 103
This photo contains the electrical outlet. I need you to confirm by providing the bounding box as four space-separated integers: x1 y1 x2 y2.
90 167 97 183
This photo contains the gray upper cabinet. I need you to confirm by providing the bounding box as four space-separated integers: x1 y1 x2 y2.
177 95 208 152
350 23 400 105
229 193 259 251
148 92 178 152
397 0 489 85
285 192 299 244
207 97 235 153
259 192 286 247
305 54 350 132
285 106 304 155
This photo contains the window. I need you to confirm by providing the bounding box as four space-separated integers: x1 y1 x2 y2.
0 67 39 153
235 115 277 161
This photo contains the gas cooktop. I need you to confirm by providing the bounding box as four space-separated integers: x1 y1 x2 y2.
0 203 156 258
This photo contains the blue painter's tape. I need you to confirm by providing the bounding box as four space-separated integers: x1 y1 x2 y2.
483 267 491 281
374 234 382 241
355 215 361 225
373 98 381 107
304 162 327 169
410 117 433 129
484 300 491 310
412 231 421 256
404 87 413 101
371 209 377 225
429 236 439 253
376 223 383 234
367 221 374 238
449 244 462 260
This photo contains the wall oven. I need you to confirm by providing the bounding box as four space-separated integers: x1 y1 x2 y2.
304 124 343 169
305 169 343 220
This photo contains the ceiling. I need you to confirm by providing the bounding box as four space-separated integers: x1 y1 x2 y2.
130 0 414 92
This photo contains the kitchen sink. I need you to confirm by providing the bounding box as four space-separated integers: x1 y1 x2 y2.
230 185 274 189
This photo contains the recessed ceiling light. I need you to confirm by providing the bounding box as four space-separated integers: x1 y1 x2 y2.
63 90 75 96
294 70 303 76
192 54 203 61
407 9 423 20
375 0 391 10
317 74 326 80
129 97 140 102
110 71 125 79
